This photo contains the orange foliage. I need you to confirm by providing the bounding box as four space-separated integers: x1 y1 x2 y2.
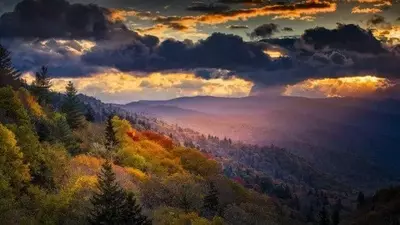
141 131 174 149
127 130 141 142
18 88 45 118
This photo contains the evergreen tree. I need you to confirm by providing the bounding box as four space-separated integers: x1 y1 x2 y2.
89 161 150 225
331 208 340 225
121 192 151 225
318 206 330 225
0 44 21 88
105 115 118 152
357 191 365 209
61 81 86 129
32 66 52 105
306 205 314 222
85 104 96 122
203 182 219 217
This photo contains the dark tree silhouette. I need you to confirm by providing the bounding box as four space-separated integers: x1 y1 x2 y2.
203 181 219 217
61 81 86 129
105 115 118 152
357 191 365 209
0 44 21 88
318 206 330 225
32 66 52 105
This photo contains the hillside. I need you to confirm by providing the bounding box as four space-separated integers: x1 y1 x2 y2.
0 84 306 224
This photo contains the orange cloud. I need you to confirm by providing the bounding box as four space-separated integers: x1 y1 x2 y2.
283 76 393 98
117 1 336 37
23 70 253 103
351 6 382 13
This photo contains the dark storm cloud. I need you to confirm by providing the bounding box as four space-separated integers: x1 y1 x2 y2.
302 24 387 54
82 33 277 72
0 0 136 39
218 0 265 4
282 27 294 32
249 23 279 39
367 15 386 26
186 2 231 13
227 25 249 29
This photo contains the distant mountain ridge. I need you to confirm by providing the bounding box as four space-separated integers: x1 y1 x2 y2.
122 95 400 189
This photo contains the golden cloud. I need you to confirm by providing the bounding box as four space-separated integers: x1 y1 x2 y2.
283 76 393 98
117 1 336 37
23 70 253 103
351 6 382 13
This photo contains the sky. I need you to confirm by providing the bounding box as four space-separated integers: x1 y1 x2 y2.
0 0 399 103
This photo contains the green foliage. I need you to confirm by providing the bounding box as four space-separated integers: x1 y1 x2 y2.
31 66 52 105
0 87 31 125
0 44 21 88
61 81 86 129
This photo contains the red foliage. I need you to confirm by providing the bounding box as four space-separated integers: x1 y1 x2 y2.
233 177 245 185
141 131 174 149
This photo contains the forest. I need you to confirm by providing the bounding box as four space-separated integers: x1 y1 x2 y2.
0 43 399 225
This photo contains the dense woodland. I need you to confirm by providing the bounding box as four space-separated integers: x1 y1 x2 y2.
0 43 399 225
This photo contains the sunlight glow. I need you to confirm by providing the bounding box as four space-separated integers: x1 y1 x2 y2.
283 76 393 98
22 70 253 103
263 50 285 59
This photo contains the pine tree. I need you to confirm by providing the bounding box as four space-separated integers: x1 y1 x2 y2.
331 208 340 225
89 160 126 225
318 206 330 225
89 161 150 225
32 66 52 105
121 192 151 225
0 44 21 88
203 182 219 218
105 115 118 152
61 81 86 129
357 191 365 209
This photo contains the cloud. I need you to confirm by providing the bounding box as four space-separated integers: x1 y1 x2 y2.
351 6 382 14
186 2 231 13
249 23 279 39
218 0 265 4
282 27 294 32
0 0 138 39
227 25 249 29
282 76 394 98
22 69 253 103
367 15 386 26
301 24 387 54
129 1 336 34
82 32 276 72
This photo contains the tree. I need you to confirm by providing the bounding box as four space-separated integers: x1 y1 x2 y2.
89 160 126 225
357 191 365 209
0 44 21 88
32 66 52 105
203 182 219 218
318 206 330 225
331 208 340 225
105 115 118 152
121 192 151 225
61 81 86 129
89 161 150 225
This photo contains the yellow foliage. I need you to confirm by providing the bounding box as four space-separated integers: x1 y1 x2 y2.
18 88 45 118
125 167 148 181
70 175 98 194
112 116 138 147
70 155 105 177
0 124 30 188
153 207 213 225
